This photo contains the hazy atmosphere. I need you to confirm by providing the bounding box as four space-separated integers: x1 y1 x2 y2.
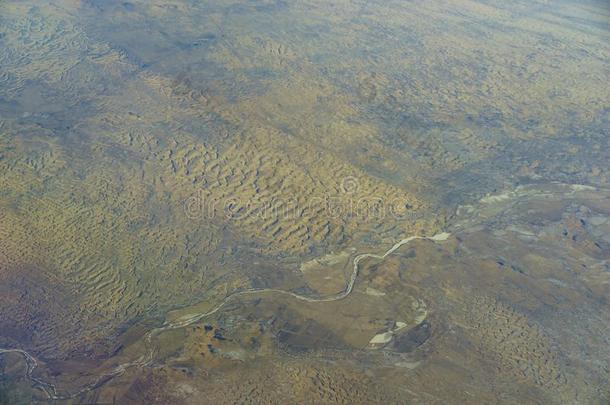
0 0 609 403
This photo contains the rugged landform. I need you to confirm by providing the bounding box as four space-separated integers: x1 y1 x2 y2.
1 0 609 403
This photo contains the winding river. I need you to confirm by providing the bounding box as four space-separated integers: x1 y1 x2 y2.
0 232 451 400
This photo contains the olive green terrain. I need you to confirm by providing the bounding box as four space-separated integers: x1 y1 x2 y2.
0 0 609 403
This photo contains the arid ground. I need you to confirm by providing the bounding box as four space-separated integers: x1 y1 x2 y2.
0 0 609 403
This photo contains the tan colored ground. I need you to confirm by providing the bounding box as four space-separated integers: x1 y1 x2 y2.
0 0 609 403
